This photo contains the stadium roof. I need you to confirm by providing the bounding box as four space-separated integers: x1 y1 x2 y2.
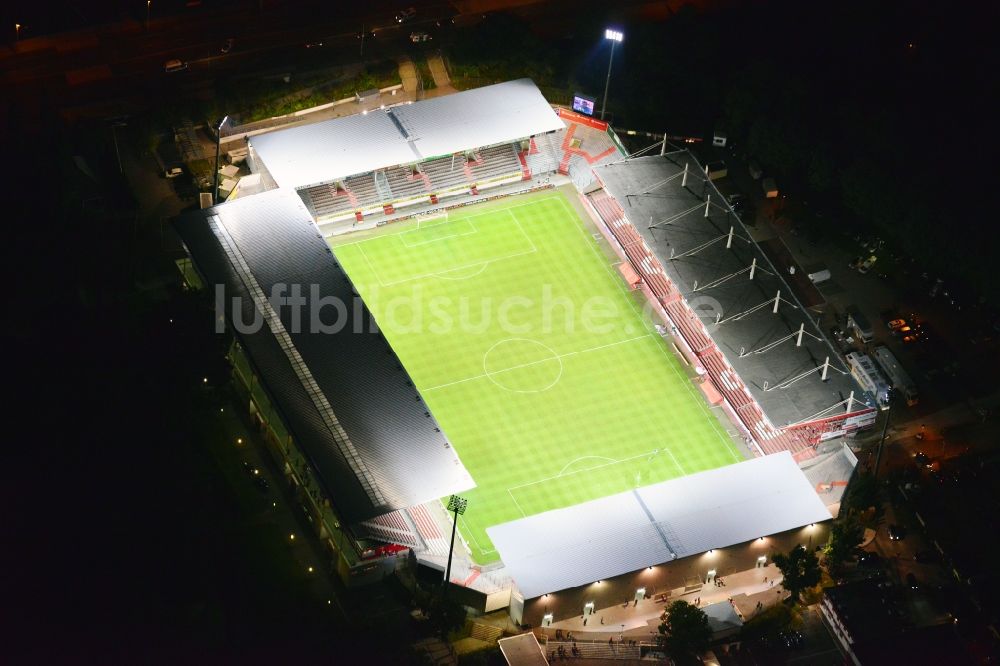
248 79 565 190
487 452 831 599
593 154 874 427
173 188 474 524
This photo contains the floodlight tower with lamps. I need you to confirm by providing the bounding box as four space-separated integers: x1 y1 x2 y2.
213 115 229 204
600 28 623 120
872 388 894 479
443 495 468 598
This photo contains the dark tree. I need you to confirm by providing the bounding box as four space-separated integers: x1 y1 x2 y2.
824 512 865 574
658 600 712 661
772 545 821 604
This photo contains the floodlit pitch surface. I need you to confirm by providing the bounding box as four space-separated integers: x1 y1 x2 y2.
330 191 742 563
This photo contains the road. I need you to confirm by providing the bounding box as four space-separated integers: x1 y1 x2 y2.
1 0 460 126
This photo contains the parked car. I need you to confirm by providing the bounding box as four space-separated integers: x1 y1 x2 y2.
888 524 906 541
396 6 416 22
906 573 919 589
914 452 931 467
409 31 431 43
164 59 188 73
220 37 234 54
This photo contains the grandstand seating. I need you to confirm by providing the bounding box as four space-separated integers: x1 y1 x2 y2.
409 503 442 539
567 154 596 189
420 155 475 192
524 132 561 176
344 173 382 210
384 165 430 200
299 183 356 220
359 510 420 547
586 189 816 461
468 144 522 183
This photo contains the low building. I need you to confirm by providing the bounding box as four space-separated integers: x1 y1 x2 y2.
489 452 831 627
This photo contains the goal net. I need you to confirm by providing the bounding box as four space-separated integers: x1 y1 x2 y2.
414 209 449 228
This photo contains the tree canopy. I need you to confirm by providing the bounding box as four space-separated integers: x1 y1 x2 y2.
658 600 713 660
772 545 822 604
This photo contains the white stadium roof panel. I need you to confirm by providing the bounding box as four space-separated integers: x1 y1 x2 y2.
392 78 565 159
488 452 831 598
248 111 417 191
248 79 564 190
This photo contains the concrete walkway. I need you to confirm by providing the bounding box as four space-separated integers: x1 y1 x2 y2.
546 564 789 641
398 56 420 94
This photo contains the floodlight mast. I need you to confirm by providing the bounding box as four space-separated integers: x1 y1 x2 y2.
442 495 468 600
600 29 623 120
213 115 229 204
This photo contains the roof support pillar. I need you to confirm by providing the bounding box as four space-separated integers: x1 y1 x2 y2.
726 226 734 249
681 162 688 188
705 195 711 217
846 390 854 412
822 357 830 382
773 290 781 313
750 257 757 280
796 323 804 347
660 132 667 156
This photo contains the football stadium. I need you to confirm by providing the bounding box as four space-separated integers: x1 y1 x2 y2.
175 79 876 628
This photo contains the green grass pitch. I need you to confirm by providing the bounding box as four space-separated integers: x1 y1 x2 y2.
329 190 743 563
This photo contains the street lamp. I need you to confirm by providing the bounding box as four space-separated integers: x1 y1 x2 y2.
873 388 894 479
15 23 22 41
600 28 623 120
146 1 151 30
213 115 229 204
443 495 468 598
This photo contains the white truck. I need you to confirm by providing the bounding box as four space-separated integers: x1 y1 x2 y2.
872 346 918 406
846 352 891 405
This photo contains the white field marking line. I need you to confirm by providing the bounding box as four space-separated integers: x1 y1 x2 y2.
459 514 496 555
555 194 742 464
507 488 528 518
651 339 743 464
507 208 539 254
483 337 564 394
356 243 385 289
557 455 617 476
433 263 489 281
328 195 566 249
428 209 537 284
422 333 653 392
375 211 536 288
506 447 667 494
664 447 687 475
398 221 478 249
415 215 449 230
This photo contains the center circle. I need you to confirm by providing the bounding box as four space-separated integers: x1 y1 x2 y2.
483 338 563 393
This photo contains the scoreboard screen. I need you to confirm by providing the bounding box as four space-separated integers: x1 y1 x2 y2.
572 93 596 116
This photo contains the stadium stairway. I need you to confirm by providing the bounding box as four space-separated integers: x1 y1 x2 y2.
544 641 641 661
